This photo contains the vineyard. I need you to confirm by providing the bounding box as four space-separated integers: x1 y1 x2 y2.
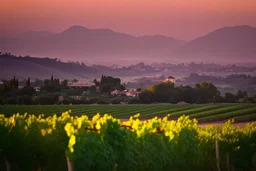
1 104 256 123
0 111 256 171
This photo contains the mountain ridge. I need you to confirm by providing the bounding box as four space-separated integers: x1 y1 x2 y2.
173 25 256 63
0 25 256 63
0 25 185 62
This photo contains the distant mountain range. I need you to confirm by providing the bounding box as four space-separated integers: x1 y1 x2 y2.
0 25 256 63
0 26 185 62
175 25 256 63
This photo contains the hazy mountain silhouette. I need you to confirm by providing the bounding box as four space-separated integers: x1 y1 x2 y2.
0 26 185 62
1 25 255 64
175 25 256 62
0 54 99 79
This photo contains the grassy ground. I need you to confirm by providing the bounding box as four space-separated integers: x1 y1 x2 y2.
0 104 256 123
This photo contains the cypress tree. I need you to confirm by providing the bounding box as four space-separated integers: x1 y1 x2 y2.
51 75 54 84
16 79 18 89
26 77 30 87
13 76 16 89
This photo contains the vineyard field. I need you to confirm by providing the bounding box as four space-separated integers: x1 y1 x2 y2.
0 104 256 123
1 111 256 170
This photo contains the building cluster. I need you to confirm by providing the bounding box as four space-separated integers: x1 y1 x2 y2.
110 89 141 97
4 76 176 99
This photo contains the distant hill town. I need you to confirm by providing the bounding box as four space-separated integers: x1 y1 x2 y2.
1 53 256 82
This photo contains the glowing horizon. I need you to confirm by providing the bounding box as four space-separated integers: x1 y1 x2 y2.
1 0 256 40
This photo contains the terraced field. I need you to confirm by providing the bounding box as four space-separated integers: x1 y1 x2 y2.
0 104 256 123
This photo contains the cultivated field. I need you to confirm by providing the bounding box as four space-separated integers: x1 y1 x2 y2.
1 104 256 123
1 111 256 170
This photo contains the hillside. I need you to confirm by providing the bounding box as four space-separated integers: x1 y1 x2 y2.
175 25 256 62
0 54 99 79
0 26 185 62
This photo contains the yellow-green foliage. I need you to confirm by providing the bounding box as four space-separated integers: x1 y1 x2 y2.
0 111 256 171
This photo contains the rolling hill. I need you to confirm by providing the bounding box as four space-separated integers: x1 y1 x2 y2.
0 54 99 80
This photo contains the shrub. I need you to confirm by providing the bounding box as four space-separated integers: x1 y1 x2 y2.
110 98 122 104
5 97 18 105
17 95 32 105
128 98 140 104
39 95 57 105
0 97 3 105
63 99 84 105
97 99 110 104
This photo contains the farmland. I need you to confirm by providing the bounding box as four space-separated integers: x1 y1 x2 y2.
0 104 256 123
1 111 256 170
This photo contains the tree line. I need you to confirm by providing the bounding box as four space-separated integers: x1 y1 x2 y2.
0 75 126 105
137 82 255 104
0 75 255 105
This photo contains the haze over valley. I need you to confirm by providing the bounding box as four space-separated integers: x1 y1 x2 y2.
1 25 256 65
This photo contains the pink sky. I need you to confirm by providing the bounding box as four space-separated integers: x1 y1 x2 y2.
1 0 256 40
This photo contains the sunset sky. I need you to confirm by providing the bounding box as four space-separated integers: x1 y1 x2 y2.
1 0 256 40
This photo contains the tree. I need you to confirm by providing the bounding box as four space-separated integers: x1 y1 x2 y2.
13 76 16 88
19 87 36 96
100 84 111 93
99 75 124 93
195 82 220 103
34 78 43 86
93 79 100 86
39 95 57 105
72 79 78 83
236 90 248 101
53 78 60 85
4 78 17 92
26 77 31 87
41 84 61 93
15 79 19 89
136 88 142 92
17 95 32 105
176 86 195 103
44 79 50 85
0 84 4 96
51 75 54 84
61 80 68 87
88 86 97 94
224 92 237 103
148 82 175 102
215 95 224 103
139 90 153 104
169 89 180 104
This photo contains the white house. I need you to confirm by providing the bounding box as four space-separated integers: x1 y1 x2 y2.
126 91 141 97
111 89 141 97
34 86 41 92
111 90 121 96
111 90 126 96
164 76 176 83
